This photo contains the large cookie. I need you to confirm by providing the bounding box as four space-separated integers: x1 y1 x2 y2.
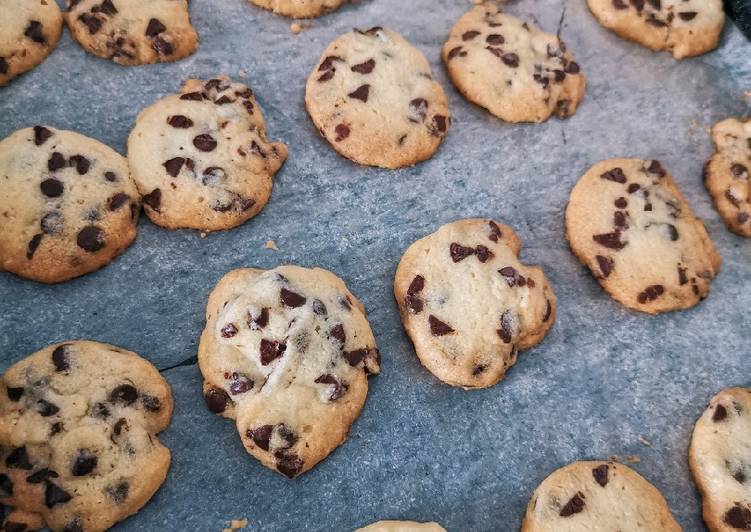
689 387 751 532
705 118 751 237
0 0 63 86
127 76 288 232
357 522 446 532
565 158 721 314
0 126 140 284
442 3 585 123
394 219 556 389
587 0 725 59
198 266 380 478
65 0 198 65
0 341 173 532
305 27 450 169
248 0 345 18
522 461 681 531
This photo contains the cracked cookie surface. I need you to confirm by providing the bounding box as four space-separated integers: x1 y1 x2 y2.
248 0 346 18
442 2 585 123
394 219 556 389
305 27 450 169
127 76 288 232
0 126 140 284
0 341 172 532
198 266 380 478
566 158 720 313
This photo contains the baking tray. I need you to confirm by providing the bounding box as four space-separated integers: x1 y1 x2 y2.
1 0 750 530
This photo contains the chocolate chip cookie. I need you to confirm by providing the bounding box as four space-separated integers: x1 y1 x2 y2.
248 0 345 18
442 3 585 123
0 0 63 86
357 522 447 532
394 219 556 389
198 266 380 478
565 158 721 314
587 0 725 59
0 126 140 284
705 118 751 237
127 76 288 232
690 387 751 532
65 0 198 65
305 27 451 169
522 461 681 531
0 341 173 532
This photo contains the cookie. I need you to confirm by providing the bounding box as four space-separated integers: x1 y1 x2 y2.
0 0 63 86
197 266 380 478
394 219 556 389
0 126 140 284
127 76 288 232
0 341 173 532
565 158 721 314
587 0 725 59
442 3 586 123
65 0 198 65
522 461 681 531
305 27 450 169
689 387 751 532
357 522 446 532
705 118 751 237
248 0 345 18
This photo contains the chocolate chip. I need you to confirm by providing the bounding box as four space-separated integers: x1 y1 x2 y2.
7 387 24 401
167 115 193 128
475 245 494 263
560 492 585 517
543 299 552 322
647 160 666 177
143 188 162 211
104 171 118 182
627 183 640 194
204 386 230 414
280 288 306 308
488 221 503 242
215 95 234 105
501 53 519 68
193 134 217 152
180 92 204 101
343 348 379 373
448 46 465 59
221 323 238 338
497 310 514 343
248 308 270 330
37 399 59 417
163 157 185 178
731 163 749 178
276 452 303 479
637 284 664 304
678 11 697 21
564 61 580 74
450 243 475 262
432 115 448 134
311 299 327 316
665 224 679 241
592 464 609 487
317 69 336 82
351 59 376 74
429 315 454 336
499 266 520 287
228 373 253 395
26 468 58 484
334 124 350 142
26 233 43 259
601 168 626 183
72 449 97 476
462 30 480 40
614 197 628 208
106 482 129 504
713 404 728 422
69 155 90 175
145 18 166 36
50 422 64 435
0 57 8 75
141 395 161 412
79 13 103 34
485 34 504 45
40 178 64 197
593 231 626 250
318 55 342 72
408 275 425 296
596 255 614 278
724 504 751 529
114 418 129 436
108 193 130 211
45 482 72 508
315 374 348 400
110 384 138 405
330 324 346 345
52 344 71 372
76 226 105 252
348 84 370 102
246 425 273 451
91 402 110 418
24 21 45 44
734 468 747 484
260 339 286 365
33 126 52 146
6 447 33 470
0 474 12 497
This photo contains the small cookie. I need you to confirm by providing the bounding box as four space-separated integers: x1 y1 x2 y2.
0 126 140 284
248 0 345 18
689 387 751 532
587 0 725 59
0 341 173 532
127 76 288 232
705 118 751 237
565 158 721 314
357 522 447 532
198 266 380 478
394 219 556 389
305 27 450 169
442 3 585 123
522 461 681 531
0 0 63 86
65 0 198 65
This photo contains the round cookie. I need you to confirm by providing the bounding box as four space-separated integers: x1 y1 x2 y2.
127 76 288 232
442 3 585 123
394 219 556 389
565 158 721 314
0 0 63 86
357 522 446 532
0 126 140 284
705 118 751 237
248 0 345 18
689 387 751 532
65 0 198 66
198 266 380 478
522 461 681 531
0 341 173 532
587 0 725 59
305 27 450 169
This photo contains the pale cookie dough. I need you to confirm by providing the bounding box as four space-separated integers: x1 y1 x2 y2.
356 521 447 532
248 0 346 18
198 266 380 478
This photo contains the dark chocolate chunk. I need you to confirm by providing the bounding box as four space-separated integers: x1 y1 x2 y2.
0 473 13 497
276 452 303 479
34 126 53 146
204 386 230 414
107 482 129 504
24 21 46 44
79 13 103 34
45 482 72 508
72 449 97 476
260 339 286 365
280 288 306 308
221 323 238 338
724 504 751 529
601 168 627 183
593 231 626 250
450 243 475 262
560 492 585 517
592 464 609 487
462 30 480 40
108 193 130 211
141 395 162 412
37 399 60 417
48 152 66 171
351 59 376 74
110 384 138 405
52 344 71 372
315 374 348 400
229 373 253 395
713 404 728 422
7 387 24 401
76 225 105 252
637 284 664 304
497 310 514 343
596 255 614 278
69 155 90 175
40 178 64 197
348 84 370 102
26 468 58 484
678 11 697 21
647 160 666 177
488 221 503 242
334 124 350 142
429 315 454 336
5 447 33 470
167 115 193 128
193 134 217 152
145 18 166 37
26 233 43 259
247 424 273 451
143 188 161 211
